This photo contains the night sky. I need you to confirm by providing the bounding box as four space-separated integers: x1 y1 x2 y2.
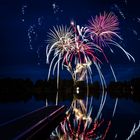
0 0 140 82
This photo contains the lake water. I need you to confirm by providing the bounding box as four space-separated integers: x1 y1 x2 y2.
0 94 140 139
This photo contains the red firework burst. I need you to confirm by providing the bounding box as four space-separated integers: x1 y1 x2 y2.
88 12 119 46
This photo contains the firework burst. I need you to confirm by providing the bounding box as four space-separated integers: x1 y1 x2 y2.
88 12 135 77
88 12 121 47
46 24 102 85
46 26 74 62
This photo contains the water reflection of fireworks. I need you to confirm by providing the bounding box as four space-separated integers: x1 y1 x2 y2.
46 12 135 139
51 98 111 140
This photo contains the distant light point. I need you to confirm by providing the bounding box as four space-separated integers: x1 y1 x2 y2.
70 21 74 26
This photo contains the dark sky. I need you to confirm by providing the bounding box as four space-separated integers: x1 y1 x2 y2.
0 0 140 82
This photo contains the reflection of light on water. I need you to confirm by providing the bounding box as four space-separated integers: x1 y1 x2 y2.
126 121 140 140
76 87 79 94
50 97 111 140
46 98 48 107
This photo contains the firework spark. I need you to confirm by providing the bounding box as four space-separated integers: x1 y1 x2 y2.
28 25 37 50
46 26 74 81
21 5 27 22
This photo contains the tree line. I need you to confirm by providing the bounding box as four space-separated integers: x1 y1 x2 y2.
0 77 140 102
